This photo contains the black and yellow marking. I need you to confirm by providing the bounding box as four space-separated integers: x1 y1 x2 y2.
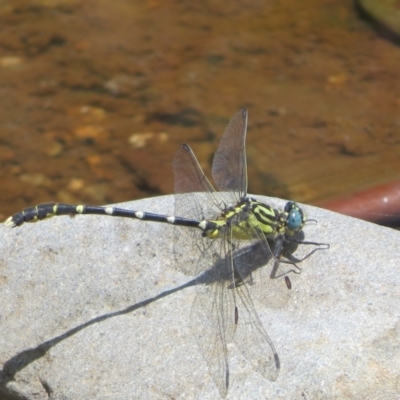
5 203 203 229
5 199 305 244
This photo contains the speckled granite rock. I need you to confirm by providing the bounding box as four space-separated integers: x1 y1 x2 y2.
0 196 399 399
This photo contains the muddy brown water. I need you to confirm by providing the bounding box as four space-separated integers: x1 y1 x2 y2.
0 0 400 222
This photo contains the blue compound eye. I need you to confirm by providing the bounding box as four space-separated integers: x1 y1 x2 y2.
284 201 294 213
287 208 302 231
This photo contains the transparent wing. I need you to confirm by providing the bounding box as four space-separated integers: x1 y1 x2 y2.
190 218 284 396
230 210 291 309
173 144 215 195
173 143 226 220
190 235 237 398
212 108 248 205
190 292 229 398
171 110 284 396
234 280 280 382
173 144 227 275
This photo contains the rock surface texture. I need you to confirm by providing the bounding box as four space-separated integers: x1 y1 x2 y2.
0 196 399 399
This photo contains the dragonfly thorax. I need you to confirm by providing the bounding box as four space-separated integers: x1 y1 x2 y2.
200 198 305 242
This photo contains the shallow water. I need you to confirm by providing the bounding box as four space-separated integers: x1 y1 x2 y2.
0 0 399 220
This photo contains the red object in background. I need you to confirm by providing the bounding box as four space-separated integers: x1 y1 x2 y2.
320 180 400 228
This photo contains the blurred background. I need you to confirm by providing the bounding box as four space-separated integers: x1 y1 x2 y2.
0 0 400 225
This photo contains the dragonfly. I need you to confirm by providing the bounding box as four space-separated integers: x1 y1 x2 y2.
5 109 327 397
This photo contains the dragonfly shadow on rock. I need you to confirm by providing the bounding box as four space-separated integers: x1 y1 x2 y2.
0 273 195 393
186 220 327 398
0 234 303 398
179 230 318 398
196 236 299 302
0 230 325 400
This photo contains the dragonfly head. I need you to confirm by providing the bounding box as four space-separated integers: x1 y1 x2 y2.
284 201 305 235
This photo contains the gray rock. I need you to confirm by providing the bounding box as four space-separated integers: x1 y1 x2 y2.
0 195 399 399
